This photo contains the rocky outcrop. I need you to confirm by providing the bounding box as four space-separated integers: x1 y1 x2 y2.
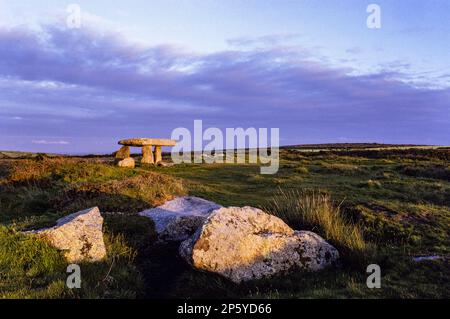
31 207 107 263
138 196 222 241
179 206 339 283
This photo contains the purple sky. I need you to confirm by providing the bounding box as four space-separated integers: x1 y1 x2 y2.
0 1 449 153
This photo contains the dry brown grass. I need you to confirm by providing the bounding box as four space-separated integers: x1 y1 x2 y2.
263 189 368 267
1 157 186 217
5 157 88 183
77 173 186 207
321 163 360 172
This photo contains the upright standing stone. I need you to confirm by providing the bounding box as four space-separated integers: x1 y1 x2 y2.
141 145 154 164
154 146 162 163
115 146 130 159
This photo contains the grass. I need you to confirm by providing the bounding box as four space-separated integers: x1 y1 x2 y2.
320 163 360 173
0 225 67 298
0 157 185 225
0 223 145 298
263 188 368 268
0 157 182 298
294 166 309 174
0 146 449 298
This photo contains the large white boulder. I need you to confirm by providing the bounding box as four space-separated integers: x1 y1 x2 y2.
180 206 339 283
31 207 107 262
138 196 222 241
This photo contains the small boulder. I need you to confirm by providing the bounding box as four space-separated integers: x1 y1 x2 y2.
157 161 174 167
179 206 339 283
117 157 135 168
31 207 107 262
138 196 222 241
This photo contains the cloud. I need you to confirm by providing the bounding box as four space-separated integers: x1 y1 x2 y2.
226 33 302 47
346 47 363 55
32 140 70 145
0 23 449 152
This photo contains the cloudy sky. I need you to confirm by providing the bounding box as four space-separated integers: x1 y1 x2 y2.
0 0 449 153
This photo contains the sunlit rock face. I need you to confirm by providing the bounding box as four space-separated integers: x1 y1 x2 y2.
180 206 339 283
117 157 135 168
31 207 107 263
139 196 222 242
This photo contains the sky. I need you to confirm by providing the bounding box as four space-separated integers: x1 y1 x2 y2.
0 0 449 153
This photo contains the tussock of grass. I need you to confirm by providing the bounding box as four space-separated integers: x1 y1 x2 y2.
294 166 309 174
321 163 360 172
365 179 382 188
263 189 369 267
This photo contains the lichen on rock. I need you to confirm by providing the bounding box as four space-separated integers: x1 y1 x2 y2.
30 207 107 263
180 206 339 283
138 196 222 242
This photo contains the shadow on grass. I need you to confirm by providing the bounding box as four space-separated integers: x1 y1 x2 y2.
103 213 240 298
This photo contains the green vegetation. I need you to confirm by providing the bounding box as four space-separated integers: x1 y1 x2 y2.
0 146 449 298
0 158 185 228
0 225 143 298
263 189 368 268
294 166 309 174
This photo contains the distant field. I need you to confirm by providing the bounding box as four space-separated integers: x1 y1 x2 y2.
0 151 61 159
283 144 447 152
2 143 448 159
283 143 438 149
0 144 449 298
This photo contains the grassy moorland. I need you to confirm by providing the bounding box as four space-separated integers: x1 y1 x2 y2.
0 145 449 298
